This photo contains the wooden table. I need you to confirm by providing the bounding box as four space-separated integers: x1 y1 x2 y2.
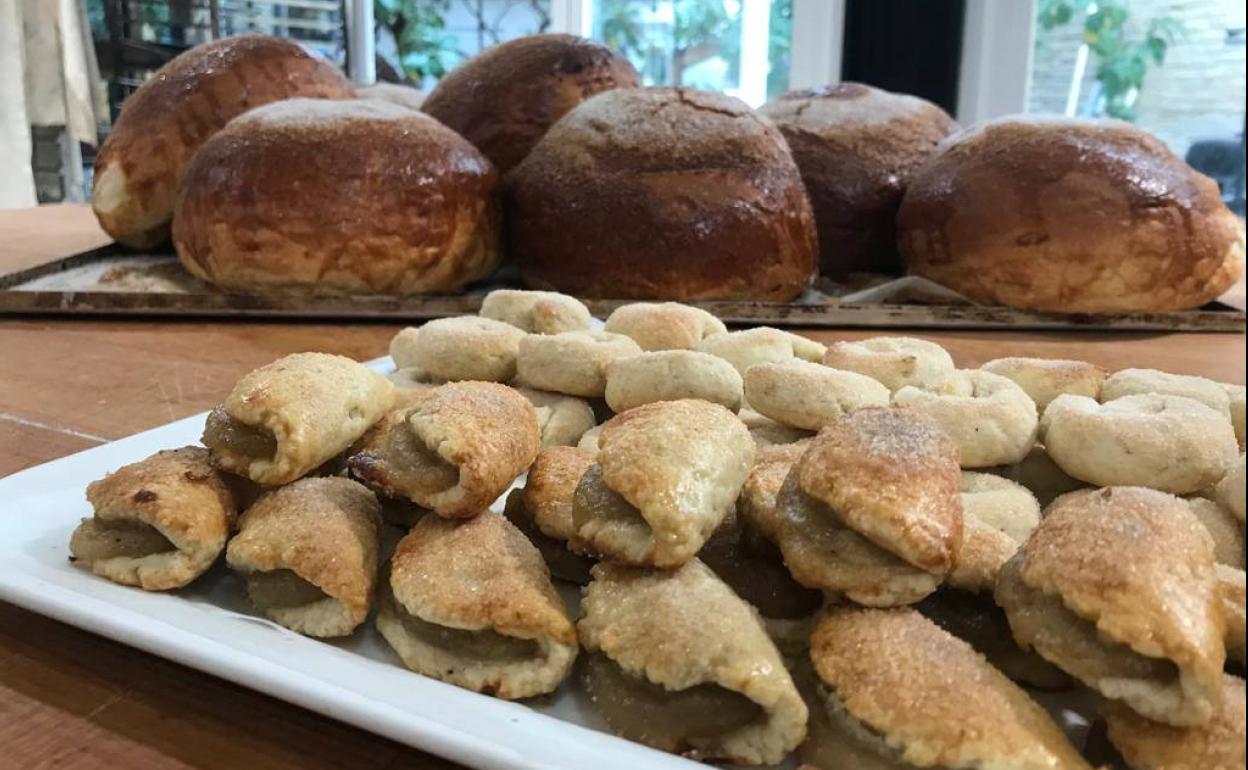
1 205 1244 769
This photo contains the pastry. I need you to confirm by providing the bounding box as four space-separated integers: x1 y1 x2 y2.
1041 393 1238 494
980 357 1107 410
736 441 812 542
696 327 827 376
203 353 394 485
603 302 727 351
737 408 815 449
1186 497 1245 568
387 366 443 391
947 512 1019 593
576 424 603 453
995 443 1088 506
822 336 954 391
389 317 526 383
1213 453 1245 522
1102 673 1245 770
1227 384 1246 447
376 512 577 698
960 472 1041 544
347 382 539 518
1218 565 1246 668
893 370 1039 468
995 487 1225 726
226 477 380 637
1103 368 1233 419
478 289 592 334
803 606 1090 770
69 447 236 590
515 331 642 398
743 359 890 430
578 559 807 764
572 399 754 567
505 445 598 583
603 350 743 412
513 387 596 447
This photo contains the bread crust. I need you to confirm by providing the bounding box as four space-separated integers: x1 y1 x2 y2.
1104 673 1246 770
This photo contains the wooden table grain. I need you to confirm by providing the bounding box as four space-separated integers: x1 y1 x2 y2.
0 205 1244 769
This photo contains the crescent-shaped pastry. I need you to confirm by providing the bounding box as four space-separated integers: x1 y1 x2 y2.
571 399 755 567
502 446 598 584
994 487 1225 726
226 477 380 637
203 352 394 485
389 318 526 383
69 447 236 590
578 559 807 765
1102 673 1245 770
347 382 540 518
376 512 577 699
803 606 1091 770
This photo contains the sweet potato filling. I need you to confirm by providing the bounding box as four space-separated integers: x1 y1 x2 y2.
571 464 647 532
203 407 277 460
246 569 328 610
394 600 539 661
582 653 762 752
804 686 920 770
700 519 822 619
71 518 177 560
388 425 459 496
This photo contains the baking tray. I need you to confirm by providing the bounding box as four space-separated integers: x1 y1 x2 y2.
1 245 1243 332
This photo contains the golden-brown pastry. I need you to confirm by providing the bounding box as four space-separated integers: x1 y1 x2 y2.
376 512 577 698
1103 368 1234 419
515 331 642 398
603 302 727 351
603 350 743 412
93 35 354 248
1218 565 1246 667
996 443 1088 506
697 327 826 376
960 471 1041 544
347 382 539 518
737 407 815 449
503 446 598 584
226 477 380 637
822 336 954 392
389 318 526 383
572 399 754 567
202 353 394 485
995 487 1225 726
1103 673 1245 770
477 289 592 334
1214 453 1245 522
1186 498 1245 568
743 359 890 431
69 447 236 590
578 559 807 764
512 387 596 448
1041 394 1238 494
947 512 1019 593
980 356 1107 410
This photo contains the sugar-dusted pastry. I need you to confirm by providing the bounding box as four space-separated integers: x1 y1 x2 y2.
226 477 380 637
348 382 540 518
696 327 826 375
603 301 727 351
736 441 812 542
803 606 1090 770
947 512 1018 593
743 359 889 431
1218 565 1246 668
737 407 814 449
821 336 954 391
1214 453 1245 522
995 487 1225 726
1103 368 1233 418
69 447 236 590
203 352 394 485
513 387 596 447
576 424 603 452
960 472 1041 544
376 512 577 699
389 317 526 383
1227 384 1246 447
579 559 807 764
893 370 1038 468
1187 498 1245 568
478 289 592 334
387 366 443 391
515 330 642 397
603 350 743 412
1041 394 1238 494
503 446 597 583
996 443 1087 506
980 356 1107 410
572 399 754 567
1102 673 1245 770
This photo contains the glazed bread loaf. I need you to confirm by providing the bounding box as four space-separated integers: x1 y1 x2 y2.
93 35 355 248
505 87 818 301
422 34 639 173
173 99 500 295
759 83 956 276
897 116 1245 313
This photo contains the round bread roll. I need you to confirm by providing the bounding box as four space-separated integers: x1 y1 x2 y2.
897 116 1245 313
390 317 524 383
93 35 354 248
758 83 956 276
604 350 743 413
1040 394 1238 494
743 359 889 431
479 289 592 334
421 34 638 174
516 331 642 398
358 82 425 111
603 302 727 351
822 336 954 392
979 357 1106 411
696 327 826 376
174 99 500 295
506 87 818 301
1102 368 1232 418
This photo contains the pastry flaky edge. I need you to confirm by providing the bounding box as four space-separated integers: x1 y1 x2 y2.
1004 486 1226 726
582 399 755 566
376 512 578 699
1103 673 1246 770
209 352 394 485
226 477 381 637
578 559 807 765
70 446 237 590
808 606 1092 770
350 381 540 518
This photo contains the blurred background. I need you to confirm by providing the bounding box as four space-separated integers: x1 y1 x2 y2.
2 0 1244 214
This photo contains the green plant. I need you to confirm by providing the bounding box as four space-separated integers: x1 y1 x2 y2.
1038 0 1182 122
374 0 458 82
